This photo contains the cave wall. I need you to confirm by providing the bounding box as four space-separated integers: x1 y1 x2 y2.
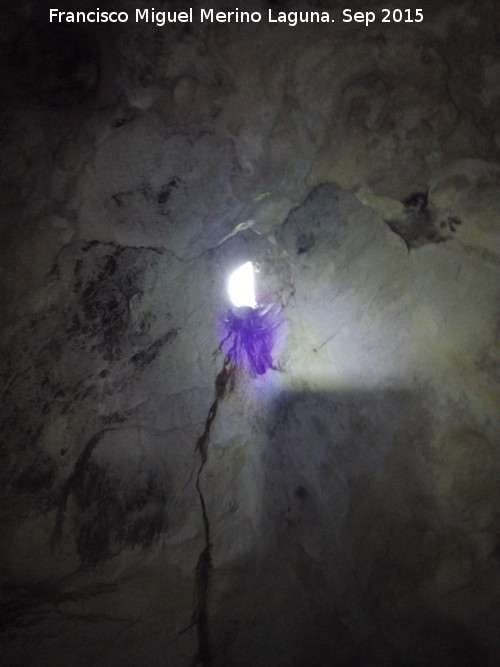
1 1 499 665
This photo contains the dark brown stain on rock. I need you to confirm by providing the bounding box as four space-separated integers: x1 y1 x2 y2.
385 192 463 250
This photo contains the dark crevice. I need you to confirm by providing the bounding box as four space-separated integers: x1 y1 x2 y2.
384 191 462 250
190 356 234 667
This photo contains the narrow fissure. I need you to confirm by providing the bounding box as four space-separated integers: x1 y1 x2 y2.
190 357 234 667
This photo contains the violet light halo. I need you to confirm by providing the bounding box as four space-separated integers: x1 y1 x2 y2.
218 303 284 376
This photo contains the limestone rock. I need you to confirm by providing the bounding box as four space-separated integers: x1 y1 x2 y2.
1 1 499 665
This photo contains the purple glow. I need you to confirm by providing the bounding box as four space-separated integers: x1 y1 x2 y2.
218 303 284 376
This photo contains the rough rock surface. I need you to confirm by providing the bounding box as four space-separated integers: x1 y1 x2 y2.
1 1 499 665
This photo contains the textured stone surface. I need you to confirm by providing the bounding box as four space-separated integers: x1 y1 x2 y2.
1 1 499 665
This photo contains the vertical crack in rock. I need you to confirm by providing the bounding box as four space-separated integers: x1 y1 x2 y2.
190 357 234 667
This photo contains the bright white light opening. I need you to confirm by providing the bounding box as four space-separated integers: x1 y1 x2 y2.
228 261 256 308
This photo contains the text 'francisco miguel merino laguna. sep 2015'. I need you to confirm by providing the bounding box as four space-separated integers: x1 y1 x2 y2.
48 7 425 28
